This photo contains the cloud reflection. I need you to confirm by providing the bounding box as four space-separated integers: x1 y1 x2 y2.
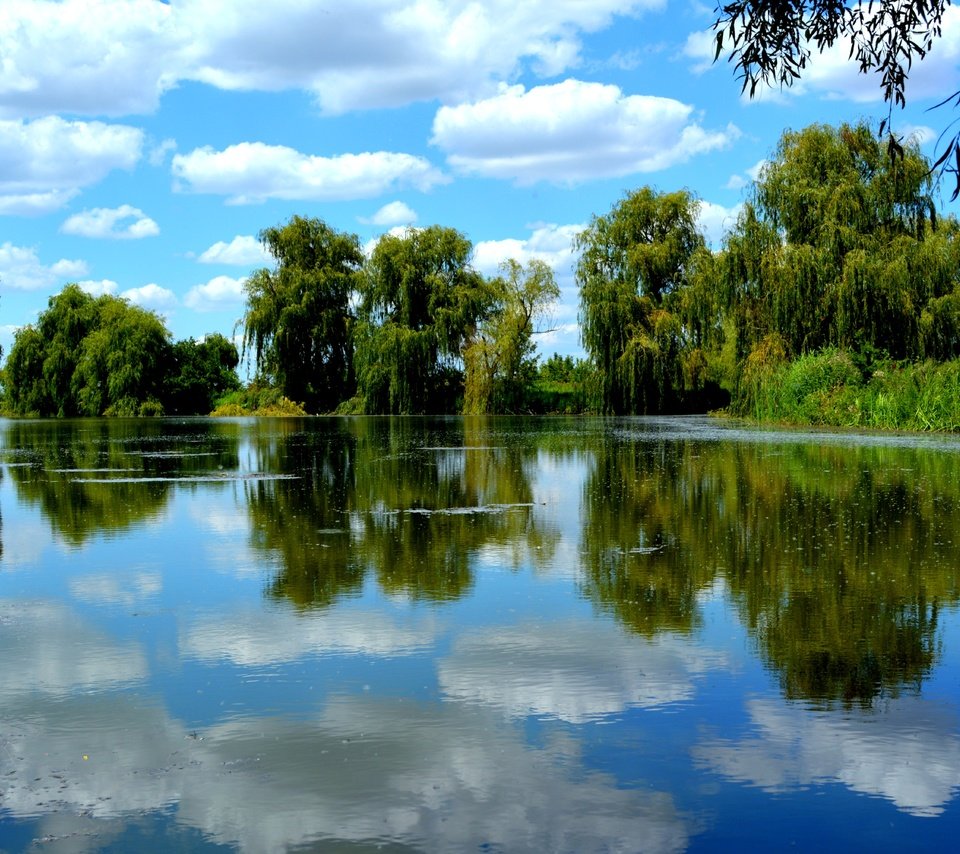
693 697 960 817
0 600 146 698
1 692 691 853
439 620 727 722
181 605 442 664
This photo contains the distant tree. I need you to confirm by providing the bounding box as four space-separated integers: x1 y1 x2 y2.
464 258 559 414
243 215 364 413
712 1 960 196
4 284 173 416
165 333 241 415
356 226 492 414
539 353 576 383
576 187 705 413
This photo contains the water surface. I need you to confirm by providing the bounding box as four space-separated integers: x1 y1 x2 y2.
2 415 960 852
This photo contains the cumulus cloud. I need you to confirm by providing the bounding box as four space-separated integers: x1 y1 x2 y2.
0 117 143 212
179 0 666 114
61 205 159 239
472 222 582 278
432 79 740 184
197 234 270 265
0 0 177 119
120 283 177 310
0 1 667 120
360 200 418 226
0 242 88 290
183 275 247 311
172 143 447 204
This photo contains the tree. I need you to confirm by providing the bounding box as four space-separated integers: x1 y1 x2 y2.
165 333 241 415
720 122 956 387
356 225 492 414
576 187 705 413
243 215 364 413
463 258 559 414
712 1 960 195
3 285 173 417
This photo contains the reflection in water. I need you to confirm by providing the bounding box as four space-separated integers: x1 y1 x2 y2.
246 417 562 607
438 619 726 722
0 605 691 852
694 696 960 817
580 433 960 706
4 416 960 848
1 419 239 545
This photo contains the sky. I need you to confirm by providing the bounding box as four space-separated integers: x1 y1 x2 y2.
1 0 959 367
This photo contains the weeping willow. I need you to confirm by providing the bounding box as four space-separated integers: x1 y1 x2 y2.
722 122 960 414
577 187 705 414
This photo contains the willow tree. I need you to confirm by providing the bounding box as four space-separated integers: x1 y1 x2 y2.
4 285 171 417
720 122 955 380
463 258 559 414
356 226 492 414
576 187 705 414
243 215 364 413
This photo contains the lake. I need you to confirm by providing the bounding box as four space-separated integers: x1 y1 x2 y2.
2 415 960 852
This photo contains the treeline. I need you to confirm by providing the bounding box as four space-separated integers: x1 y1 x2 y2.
4 120 960 423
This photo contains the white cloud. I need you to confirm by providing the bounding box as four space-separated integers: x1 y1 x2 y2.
184 275 247 311
0 242 88 290
172 143 447 204
0 1 665 120
0 0 177 119
198 234 270 265
120 283 178 310
61 205 159 239
0 117 143 210
360 200 418 227
432 79 740 184
697 200 742 247
180 0 666 114
77 279 119 296
472 222 583 277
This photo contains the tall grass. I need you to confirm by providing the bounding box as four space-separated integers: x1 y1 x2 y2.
741 348 960 432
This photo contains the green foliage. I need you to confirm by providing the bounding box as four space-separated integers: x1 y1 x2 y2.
3 285 174 417
165 333 241 415
210 382 308 416
577 187 705 413
356 226 491 414
243 215 364 413
721 123 949 368
463 258 559 414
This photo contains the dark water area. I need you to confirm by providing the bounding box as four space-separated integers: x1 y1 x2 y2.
2 415 960 852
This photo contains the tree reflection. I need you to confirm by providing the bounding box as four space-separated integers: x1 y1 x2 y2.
246 416 560 607
580 432 960 706
0 419 238 545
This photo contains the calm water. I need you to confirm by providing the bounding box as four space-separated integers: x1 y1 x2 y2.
2 415 960 852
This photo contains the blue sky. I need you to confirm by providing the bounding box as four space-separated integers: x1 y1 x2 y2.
1 0 959 366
